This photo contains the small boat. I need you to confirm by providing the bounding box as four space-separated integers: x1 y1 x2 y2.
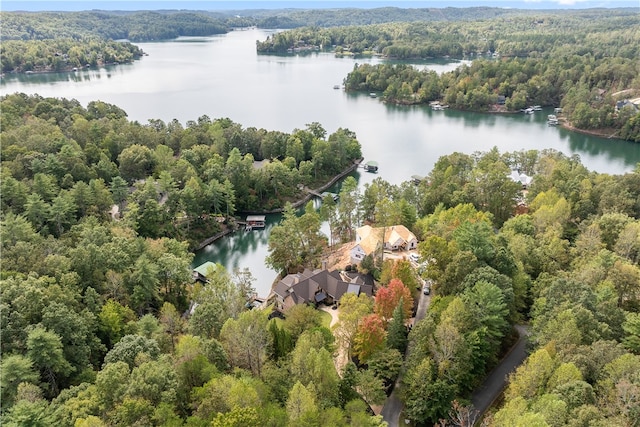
369 93 377 98
333 85 341 89
532 105 542 111
547 114 559 126
523 108 534 114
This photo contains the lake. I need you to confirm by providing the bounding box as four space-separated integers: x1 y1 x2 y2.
3 28 640 296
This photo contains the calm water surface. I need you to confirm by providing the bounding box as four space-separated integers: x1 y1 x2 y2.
4 29 640 296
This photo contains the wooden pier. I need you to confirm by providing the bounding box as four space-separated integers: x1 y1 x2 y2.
306 189 323 198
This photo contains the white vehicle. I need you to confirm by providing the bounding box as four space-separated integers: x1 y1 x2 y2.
409 253 420 262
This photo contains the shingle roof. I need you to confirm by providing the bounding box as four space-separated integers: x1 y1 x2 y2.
354 224 416 255
272 268 372 307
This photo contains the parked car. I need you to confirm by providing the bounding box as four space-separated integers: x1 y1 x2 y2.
409 252 420 262
423 286 430 295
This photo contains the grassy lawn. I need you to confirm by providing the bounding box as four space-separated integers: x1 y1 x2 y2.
318 309 333 329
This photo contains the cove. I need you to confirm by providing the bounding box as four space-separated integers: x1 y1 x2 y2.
3 28 640 297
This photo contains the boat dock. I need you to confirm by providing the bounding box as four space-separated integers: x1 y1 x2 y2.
243 215 266 231
430 101 449 111
363 160 379 173
306 189 340 202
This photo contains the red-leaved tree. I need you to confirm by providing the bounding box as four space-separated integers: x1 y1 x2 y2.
353 313 387 362
374 278 413 321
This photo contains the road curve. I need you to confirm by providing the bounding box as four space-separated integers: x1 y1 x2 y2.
382 315 529 426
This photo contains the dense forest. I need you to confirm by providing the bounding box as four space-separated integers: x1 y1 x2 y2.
397 149 640 425
0 10 234 74
2 95 639 424
0 93 362 247
0 11 231 42
255 11 638 58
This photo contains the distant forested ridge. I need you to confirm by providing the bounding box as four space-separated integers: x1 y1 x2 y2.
0 10 234 74
256 10 638 58
246 6 528 29
1 11 230 42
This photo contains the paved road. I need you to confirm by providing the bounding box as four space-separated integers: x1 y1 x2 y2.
381 301 529 427
470 325 530 417
381 288 431 427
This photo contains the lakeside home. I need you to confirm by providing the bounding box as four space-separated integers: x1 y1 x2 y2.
268 268 373 312
350 224 418 264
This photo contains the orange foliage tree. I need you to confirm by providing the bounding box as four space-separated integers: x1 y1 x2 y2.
374 278 413 321
353 313 387 362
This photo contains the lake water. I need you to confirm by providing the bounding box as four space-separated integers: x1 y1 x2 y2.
3 28 640 296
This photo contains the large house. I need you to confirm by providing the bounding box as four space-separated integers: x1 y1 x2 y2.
269 268 373 312
350 224 418 264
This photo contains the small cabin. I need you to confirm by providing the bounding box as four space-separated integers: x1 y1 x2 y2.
245 215 266 229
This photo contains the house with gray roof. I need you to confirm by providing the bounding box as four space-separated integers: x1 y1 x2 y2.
269 268 373 312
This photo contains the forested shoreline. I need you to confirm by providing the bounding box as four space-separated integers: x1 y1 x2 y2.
257 10 640 142
1 39 144 74
0 93 362 248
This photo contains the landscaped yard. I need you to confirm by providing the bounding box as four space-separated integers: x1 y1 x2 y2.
318 308 333 329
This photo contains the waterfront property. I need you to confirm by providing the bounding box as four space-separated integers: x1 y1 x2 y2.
509 170 533 190
269 268 373 311
350 224 418 264
245 215 266 230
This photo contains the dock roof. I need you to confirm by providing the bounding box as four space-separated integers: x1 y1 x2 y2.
193 261 217 277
